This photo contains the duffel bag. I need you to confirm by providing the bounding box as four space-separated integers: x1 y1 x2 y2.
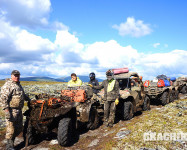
144 80 150 87
164 80 170 87
170 77 176 82
112 67 129 75
157 79 165 87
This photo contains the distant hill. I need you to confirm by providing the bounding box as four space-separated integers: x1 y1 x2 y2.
19 77 65 82
57 75 103 82
9 76 104 82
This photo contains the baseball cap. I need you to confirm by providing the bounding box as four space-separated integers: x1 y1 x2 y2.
11 70 20 75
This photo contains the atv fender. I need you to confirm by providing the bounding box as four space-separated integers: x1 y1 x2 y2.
76 101 96 122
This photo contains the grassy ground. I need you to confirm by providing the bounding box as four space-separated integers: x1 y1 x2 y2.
106 99 187 150
0 80 186 149
0 80 65 87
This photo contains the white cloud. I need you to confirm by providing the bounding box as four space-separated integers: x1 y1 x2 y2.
112 17 152 37
153 43 160 48
164 44 168 48
82 40 138 68
0 19 55 63
15 30 55 51
0 32 5 39
0 17 187 80
55 30 84 53
0 1 186 80
0 0 51 28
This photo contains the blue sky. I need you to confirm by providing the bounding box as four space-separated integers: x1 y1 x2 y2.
0 0 187 80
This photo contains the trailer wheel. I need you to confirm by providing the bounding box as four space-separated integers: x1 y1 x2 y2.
57 117 73 146
161 91 169 106
181 86 187 94
123 101 134 120
87 106 99 130
143 96 151 111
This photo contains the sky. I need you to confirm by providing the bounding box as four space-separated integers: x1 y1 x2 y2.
0 0 187 80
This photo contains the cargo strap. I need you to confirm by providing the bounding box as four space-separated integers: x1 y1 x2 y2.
39 100 45 120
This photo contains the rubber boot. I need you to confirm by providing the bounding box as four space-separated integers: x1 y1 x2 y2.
6 139 15 150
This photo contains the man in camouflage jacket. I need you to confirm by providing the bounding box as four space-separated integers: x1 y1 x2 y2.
90 70 119 127
0 70 30 150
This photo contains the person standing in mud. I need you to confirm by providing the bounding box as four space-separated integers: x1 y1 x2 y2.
88 72 99 99
89 70 119 127
0 70 30 150
68 73 83 87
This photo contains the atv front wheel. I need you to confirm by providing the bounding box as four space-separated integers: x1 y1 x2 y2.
57 117 73 146
143 96 151 111
87 106 99 130
181 86 187 94
161 91 169 106
175 90 179 100
123 101 134 120
169 90 175 102
23 119 38 145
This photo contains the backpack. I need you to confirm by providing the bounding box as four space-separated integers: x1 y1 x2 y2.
157 79 165 87
144 80 150 87
164 80 170 87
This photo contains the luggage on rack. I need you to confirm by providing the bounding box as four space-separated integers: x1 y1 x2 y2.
170 77 176 81
112 67 129 75
157 79 165 87
144 80 150 87
164 80 170 87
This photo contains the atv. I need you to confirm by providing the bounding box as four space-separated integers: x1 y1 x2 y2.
174 77 187 94
97 72 150 121
144 75 177 105
23 93 77 147
61 86 100 130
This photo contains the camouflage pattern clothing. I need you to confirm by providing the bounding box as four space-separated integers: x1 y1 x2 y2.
93 79 119 126
0 78 29 140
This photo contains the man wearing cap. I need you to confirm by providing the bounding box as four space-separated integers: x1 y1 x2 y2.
68 73 83 87
89 70 119 127
0 70 30 150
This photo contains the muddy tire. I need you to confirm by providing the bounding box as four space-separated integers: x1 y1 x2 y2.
175 90 179 100
23 119 38 145
87 106 99 130
57 117 73 146
161 91 169 106
143 96 151 111
181 86 187 94
123 101 134 120
169 90 175 102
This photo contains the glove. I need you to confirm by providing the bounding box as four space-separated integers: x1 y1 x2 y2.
115 98 119 105
88 84 93 87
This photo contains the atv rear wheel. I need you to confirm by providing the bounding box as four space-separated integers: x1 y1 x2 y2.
87 106 99 130
57 117 73 146
181 86 187 94
123 101 134 120
143 96 151 111
161 91 169 106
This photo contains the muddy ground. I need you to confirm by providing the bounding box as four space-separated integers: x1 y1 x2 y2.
0 94 187 150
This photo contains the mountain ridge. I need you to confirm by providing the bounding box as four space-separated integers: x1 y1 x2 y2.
1 76 103 82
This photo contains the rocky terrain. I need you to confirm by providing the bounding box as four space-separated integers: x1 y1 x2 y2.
0 83 187 150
